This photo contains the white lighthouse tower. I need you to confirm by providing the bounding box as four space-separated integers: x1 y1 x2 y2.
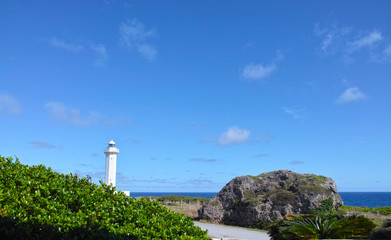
104 139 119 187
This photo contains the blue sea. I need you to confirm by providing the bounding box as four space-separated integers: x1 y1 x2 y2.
130 192 391 208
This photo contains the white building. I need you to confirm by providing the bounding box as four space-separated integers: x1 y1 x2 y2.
104 140 129 196
104 139 119 187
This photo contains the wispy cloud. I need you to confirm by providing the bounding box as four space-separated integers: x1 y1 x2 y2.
384 45 391 56
48 37 109 67
315 24 390 63
45 102 126 127
314 24 351 54
349 31 383 52
185 178 216 185
336 87 367 104
218 126 251 146
242 63 276 80
241 51 283 80
0 94 21 115
119 18 157 61
90 44 108 67
45 102 99 126
189 158 217 163
29 141 61 149
137 44 157 61
289 160 303 165
49 37 83 52
283 107 307 119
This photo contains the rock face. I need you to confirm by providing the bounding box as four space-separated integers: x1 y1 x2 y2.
198 170 343 227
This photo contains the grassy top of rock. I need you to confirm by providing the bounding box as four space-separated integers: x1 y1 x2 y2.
243 170 333 207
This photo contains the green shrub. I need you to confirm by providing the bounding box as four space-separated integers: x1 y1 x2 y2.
267 214 376 240
266 189 296 206
369 219 391 239
0 156 209 239
311 197 335 215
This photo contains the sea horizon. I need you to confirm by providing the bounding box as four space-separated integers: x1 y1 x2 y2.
128 191 391 208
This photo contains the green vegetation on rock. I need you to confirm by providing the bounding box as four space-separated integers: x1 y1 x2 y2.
305 175 327 183
269 189 297 206
0 156 209 239
311 198 336 215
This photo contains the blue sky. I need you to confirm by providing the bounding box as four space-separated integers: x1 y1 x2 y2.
1 1 391 192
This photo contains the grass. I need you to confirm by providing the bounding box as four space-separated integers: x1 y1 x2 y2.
152 195 210 204
164 202 202 219
339 206 391 215
148 195 210 219
339 206 391 227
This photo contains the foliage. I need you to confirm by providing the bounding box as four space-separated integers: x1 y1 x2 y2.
269 189 297 206
152 195 210 204
383 219 391 228
267 214 376 240
369 219 391 239
0 156 209 239
339 205 391 215
311 197 336 215
305 175 327 183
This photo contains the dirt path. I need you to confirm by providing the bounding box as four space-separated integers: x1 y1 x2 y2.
194 221 271 240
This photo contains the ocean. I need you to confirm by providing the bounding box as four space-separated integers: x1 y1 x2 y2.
130 192 391 208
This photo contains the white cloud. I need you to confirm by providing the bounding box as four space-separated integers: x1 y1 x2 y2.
45 102 103 126
336 87 367 104
218 126 251 146
242 63 276 80
0 94 21 115
321 33 334 52
314 24 351 54
241 51 283 80
119 18 157 61
137 43 157 61
384 45 391 56
349 31 383 51
315 25 390 63
283 107 307 119
45 102 130 126
90 44 108 67
49 37 83 52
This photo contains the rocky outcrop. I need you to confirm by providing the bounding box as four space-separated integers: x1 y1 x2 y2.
198 170 343 227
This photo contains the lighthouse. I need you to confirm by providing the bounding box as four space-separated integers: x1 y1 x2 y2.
104 139 119 187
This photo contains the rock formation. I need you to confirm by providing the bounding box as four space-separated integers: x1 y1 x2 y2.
198 170 343 227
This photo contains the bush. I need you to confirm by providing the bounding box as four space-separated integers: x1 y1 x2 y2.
267 214 376 240
370 219 391 239
0 156 208 239
311 197 335 215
